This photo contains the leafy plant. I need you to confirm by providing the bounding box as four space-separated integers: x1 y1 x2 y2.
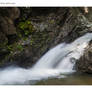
18 20 35 36
16 44 24 51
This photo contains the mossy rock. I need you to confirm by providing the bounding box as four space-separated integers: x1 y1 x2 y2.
18 20 35 37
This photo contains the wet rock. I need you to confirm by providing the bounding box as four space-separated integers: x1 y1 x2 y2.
76 40 92 73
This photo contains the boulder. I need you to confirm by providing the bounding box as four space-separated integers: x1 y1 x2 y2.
7 8 20 20
0 16 16 35
76 40 92 73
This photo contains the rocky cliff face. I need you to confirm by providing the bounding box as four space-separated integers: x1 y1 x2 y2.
0 8 20 43
75 8 92 73
76 41 92 73
5 8 77 67
0 7 92 70
0 8 20 67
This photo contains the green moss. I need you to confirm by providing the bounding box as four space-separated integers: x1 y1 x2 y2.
30 38 34 46
18 20 35 36
16 44 24 51
7 45 13 52
49 20 55 24
7 42 24 54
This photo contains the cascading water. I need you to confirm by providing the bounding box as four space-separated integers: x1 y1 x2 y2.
0 33 92 84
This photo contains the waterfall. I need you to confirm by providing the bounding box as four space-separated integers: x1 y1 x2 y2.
0 33 92 84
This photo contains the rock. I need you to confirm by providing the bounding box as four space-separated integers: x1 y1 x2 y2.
76 40 92 73
0 7 20 35
0 16 17 35
0 8 20 45
0 31 8 46
0 8 20 36
7 8 20 20
0 8 20 67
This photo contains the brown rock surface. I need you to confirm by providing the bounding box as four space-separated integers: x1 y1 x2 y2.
76 41 92 73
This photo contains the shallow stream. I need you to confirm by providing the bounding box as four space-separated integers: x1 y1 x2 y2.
36 73 92 85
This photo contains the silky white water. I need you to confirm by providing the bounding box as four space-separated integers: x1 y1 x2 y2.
0 33 92 84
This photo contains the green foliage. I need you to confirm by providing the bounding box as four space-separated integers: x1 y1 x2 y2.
16 44 24 51
7 43 24 53
30 38 34 46
18 20 35 36
7 45 13 52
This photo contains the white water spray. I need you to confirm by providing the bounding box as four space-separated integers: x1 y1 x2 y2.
0 33 92 84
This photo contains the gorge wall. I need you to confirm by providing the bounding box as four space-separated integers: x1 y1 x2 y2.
0 7 92 73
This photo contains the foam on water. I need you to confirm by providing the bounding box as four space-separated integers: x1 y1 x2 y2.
0 33 92 84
